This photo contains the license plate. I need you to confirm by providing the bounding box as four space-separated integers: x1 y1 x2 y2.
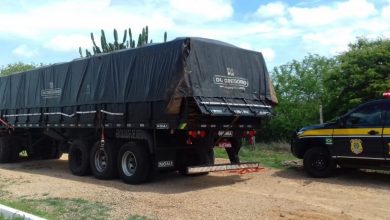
218 130 233 137
218 141 232 148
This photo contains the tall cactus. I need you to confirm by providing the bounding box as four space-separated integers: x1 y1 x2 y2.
145 26 149 45
129 28 134 48
121 29 127 49
113 29 119 50
79 47 83 58
137 33 142 47
100 29 108 53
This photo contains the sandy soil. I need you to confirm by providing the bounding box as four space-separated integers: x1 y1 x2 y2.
1 155 390 220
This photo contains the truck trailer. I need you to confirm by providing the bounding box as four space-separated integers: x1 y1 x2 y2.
0 37 277 184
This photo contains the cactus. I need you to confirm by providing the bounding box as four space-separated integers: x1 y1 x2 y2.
90 33 101 53
79 47 83 58
121 29 127 49
108 43 114 52
129 28 133 48
137 33 142 47
114 29 119 50
85 49 92 57
79 26 168 57
145 26 149 45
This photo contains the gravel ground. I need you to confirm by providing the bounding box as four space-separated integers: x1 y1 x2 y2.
1 155 390 220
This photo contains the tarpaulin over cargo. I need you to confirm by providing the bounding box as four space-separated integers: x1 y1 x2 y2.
0 37 277 112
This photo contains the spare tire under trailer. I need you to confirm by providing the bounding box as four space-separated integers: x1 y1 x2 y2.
68 140 91 176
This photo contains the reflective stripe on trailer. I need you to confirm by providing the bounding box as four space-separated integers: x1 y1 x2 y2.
187 162 260 174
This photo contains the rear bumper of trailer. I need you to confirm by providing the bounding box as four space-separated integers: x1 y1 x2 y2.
187 162 260 174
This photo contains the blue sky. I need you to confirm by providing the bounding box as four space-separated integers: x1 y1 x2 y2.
1 0 389 70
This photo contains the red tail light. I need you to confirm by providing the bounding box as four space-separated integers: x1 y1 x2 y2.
249 130 256 137
384 91 390 98
188 130 197 138
188 130 206 139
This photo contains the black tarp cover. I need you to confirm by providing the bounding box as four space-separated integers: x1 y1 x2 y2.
0 37 277 111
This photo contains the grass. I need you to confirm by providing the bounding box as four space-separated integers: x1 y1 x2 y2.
0 214 24 220
0 198 110 220
214 142 296 169
127 215 153 220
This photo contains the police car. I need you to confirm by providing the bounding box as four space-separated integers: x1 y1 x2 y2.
291 93 390 177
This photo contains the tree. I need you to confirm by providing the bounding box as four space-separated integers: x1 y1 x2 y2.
79 26 168 57
258 55 336 141
324 37 390 117
0 62 38 76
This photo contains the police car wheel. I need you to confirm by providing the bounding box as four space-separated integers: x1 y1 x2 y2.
303 147 335 178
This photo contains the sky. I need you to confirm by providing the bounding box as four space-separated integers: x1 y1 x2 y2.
0 0 390 70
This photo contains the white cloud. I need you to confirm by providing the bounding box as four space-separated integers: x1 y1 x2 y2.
239 43 252 50
259 48 276 62
254 2 286 18
12 45 39 58
302 28 353 55
44 34 92 52
381 3 390 20
169 0 233 22
289 0 377 27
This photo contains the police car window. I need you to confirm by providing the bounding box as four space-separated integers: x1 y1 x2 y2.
345 104 382 127
385 110 390 126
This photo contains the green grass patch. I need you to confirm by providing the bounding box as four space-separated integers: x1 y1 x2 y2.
0 198 110 220
0 213 24 220
127 215 153 220
214 142 295 169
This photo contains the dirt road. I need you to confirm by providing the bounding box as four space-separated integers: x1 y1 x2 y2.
1 155 390 220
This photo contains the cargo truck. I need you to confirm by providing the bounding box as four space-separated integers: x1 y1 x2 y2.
0 37 277 184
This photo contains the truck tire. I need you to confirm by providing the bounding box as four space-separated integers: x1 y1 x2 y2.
118 142 150 184
68 140 91 176
0 137 19 163
303 147 335 178
90 140 118 180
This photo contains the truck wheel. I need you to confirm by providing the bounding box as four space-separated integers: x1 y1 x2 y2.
90 140 118 180
68 140 91 176
118 142 150 184
0 137 19 163
303 147 335 178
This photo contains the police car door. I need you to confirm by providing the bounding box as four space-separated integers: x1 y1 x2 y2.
332 102 384 159
383 103 390 159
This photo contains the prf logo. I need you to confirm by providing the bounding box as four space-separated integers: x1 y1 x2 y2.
350 139 363 154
